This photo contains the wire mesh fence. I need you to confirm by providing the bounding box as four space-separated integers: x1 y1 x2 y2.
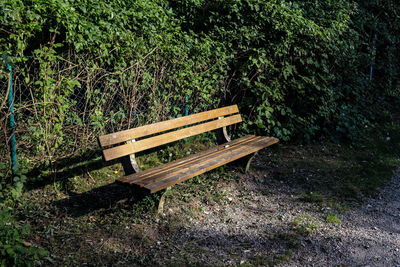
0 66 12 177
1 55 216 177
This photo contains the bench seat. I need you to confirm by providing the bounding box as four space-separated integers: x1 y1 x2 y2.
118 135 278 193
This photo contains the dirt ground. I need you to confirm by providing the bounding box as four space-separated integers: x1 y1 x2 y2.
147 153 400 266
285 168 400 266
19 142 400 266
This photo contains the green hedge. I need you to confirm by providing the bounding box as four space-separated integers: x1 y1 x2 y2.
1 0 399 154
170 0 400 141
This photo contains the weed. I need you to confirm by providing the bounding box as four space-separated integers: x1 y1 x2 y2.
273 250 293 265
301 192 324 203
191 174 209 185
129 194 160 219
326 214 341 224
291 215 320 236
251 255 271 266
272 232 301 250
209 190 227 204
327 201 349 214
0 208 48 266
181 193 192 203
183 207 195 218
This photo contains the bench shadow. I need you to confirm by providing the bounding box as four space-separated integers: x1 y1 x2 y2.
26 149 108 190
27 142 188 191
52 183 150 217
31 139 251 218
27 149 150 217
28 143 190 218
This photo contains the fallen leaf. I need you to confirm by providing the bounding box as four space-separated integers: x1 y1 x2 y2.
23 241 32 247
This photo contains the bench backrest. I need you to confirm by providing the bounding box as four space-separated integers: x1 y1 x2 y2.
98 105 242 161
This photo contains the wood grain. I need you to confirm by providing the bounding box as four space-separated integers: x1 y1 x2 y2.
118 135 257 184
134 136 262 186
145 136 279 193
98 105 239 147
102 114 242 161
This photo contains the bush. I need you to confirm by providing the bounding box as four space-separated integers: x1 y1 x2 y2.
0 0 399 170
0 0 228 167
169 0 400 141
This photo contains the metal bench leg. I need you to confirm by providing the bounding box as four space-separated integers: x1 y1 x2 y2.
217 117 231 144
243 152 257 173
121 139 140 175
157 187 171 215
233 151 258 173
216 117 256 172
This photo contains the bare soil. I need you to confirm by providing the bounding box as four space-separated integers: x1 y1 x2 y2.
19 143 400 266
149 154 400 266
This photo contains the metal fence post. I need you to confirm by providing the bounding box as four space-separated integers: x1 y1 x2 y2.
185 95 189 117
184 95 189 143
7 64 17 175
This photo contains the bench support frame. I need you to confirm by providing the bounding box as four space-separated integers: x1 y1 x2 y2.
121 139 140 175
217 116 231 144
157 186 171 215
242 151 258 173
217 116 255 172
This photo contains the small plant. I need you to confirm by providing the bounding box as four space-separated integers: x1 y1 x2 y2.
327 201 349 214
0 208 48 266
273 250 293 265
251 255 271 266
130 194 160 219
301 192 324 204
291 215 320 236
272 232 301 250
209 190 227 204
326 214 341 224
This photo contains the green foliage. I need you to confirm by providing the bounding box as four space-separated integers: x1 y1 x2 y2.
291 215 319 236
0 209 48 266
0 161 28 205
0 161 45 266
301 192 324 204
0 0 228 166
326 214 341 224
170 0 400 141
0 0 400 171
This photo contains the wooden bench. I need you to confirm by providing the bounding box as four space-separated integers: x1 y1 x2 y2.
98 105 278 193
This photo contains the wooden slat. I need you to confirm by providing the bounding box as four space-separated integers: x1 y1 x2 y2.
118 135 257 184
134 136 259 185
121 136 261 186
103 114 242 161
98 105 239 147
136 136 266 187
145 136 279 193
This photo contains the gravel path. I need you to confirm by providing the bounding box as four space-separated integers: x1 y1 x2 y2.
286 168 400 266
155 165 400 266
